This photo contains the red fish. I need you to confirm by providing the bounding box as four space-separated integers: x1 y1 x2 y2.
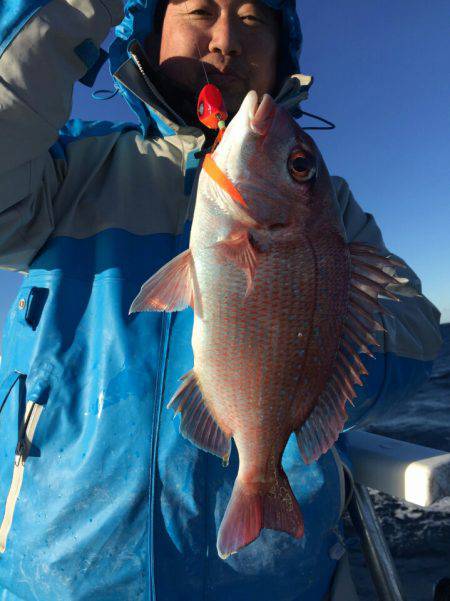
130 91 404 559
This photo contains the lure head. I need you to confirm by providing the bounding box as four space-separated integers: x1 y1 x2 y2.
197 84 228 130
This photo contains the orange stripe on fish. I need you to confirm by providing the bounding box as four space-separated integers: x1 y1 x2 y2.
202 154 248 209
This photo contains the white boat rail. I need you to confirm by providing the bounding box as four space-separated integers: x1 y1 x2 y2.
342 431 450 601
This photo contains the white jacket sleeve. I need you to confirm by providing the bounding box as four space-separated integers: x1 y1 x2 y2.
332 176 442 429
0 0 123 271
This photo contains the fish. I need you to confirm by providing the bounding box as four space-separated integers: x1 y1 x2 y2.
129 91 405 559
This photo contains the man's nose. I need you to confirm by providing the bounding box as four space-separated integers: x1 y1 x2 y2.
208 16 242 57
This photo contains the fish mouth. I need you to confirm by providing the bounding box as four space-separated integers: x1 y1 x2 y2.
248 92 277 136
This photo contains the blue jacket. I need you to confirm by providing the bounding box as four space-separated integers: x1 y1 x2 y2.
0 1 442 599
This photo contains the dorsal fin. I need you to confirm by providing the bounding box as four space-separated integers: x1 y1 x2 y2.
295 243 405 463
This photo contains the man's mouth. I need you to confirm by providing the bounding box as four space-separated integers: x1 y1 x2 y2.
213 72 241 81
204 63 245 82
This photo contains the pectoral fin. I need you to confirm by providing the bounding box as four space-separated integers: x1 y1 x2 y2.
129 249 195 314
215 231 258 296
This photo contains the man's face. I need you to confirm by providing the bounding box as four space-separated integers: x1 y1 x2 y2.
156 0 280 116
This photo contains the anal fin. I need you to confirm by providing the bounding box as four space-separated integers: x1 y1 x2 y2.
168 370 231 462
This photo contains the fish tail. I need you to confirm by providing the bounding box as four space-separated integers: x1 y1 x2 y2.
217 480 262 560
216 468 304 560
262 467 305 539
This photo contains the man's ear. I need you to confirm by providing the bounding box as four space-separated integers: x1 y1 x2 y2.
144 32 162 69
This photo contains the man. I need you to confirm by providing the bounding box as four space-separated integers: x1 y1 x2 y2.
0 0 441 599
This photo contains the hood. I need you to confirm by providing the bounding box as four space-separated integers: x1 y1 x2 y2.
108 0 309 137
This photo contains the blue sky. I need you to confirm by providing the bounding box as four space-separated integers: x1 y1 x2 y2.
0 0 449 351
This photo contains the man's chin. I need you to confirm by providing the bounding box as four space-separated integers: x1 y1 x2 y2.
219 88 249 118
153 66 251 125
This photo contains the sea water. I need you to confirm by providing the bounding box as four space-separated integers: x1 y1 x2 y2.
345 323 450 600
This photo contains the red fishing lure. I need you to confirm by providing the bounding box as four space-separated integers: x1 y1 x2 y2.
197 83 227 130
197 84 228 150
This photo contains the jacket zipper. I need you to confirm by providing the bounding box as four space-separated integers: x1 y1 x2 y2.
148 215 194 599
131 53 201 597
128 44 185 128
149 310 172 601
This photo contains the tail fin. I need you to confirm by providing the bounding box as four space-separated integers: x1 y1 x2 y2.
217 469 304 559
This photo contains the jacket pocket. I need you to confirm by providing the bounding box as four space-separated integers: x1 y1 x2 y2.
0 371 44 553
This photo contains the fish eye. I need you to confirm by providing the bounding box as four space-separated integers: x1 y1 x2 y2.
288 149 316 183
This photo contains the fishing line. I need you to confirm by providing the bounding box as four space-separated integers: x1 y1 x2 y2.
182 0 228 142
300 109 336 131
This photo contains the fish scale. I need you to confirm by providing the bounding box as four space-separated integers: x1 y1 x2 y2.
197 247 305 423
130 90 405 559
